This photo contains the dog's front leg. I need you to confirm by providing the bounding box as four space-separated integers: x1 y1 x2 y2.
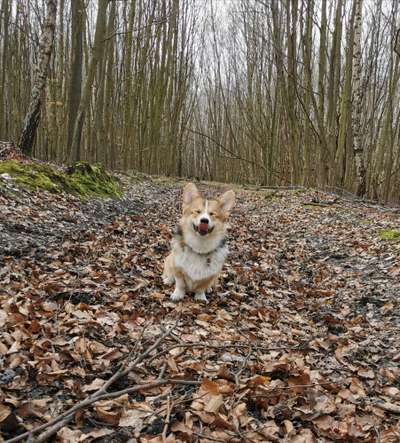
171 276 186 301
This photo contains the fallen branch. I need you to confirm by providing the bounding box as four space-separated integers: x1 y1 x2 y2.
31 379 201 443
147 341 310 365
162 396 173 443
6 322 180 443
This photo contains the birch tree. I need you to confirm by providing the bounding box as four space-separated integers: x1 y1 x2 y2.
351 0 366 196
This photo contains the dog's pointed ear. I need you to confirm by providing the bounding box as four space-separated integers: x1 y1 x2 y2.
183 183 200 206
219 190 235 213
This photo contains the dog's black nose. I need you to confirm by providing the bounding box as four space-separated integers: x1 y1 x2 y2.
200 218 209 224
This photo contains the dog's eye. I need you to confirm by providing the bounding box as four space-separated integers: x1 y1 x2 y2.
193 210 201 215
210 212 216 216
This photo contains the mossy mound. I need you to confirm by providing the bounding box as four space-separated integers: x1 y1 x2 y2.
65 162 122 197
378 229 400 241
0 160 122 198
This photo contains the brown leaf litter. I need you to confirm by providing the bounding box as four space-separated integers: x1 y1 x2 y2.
0 174 399 442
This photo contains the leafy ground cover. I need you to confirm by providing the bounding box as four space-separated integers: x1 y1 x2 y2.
0 170 399 442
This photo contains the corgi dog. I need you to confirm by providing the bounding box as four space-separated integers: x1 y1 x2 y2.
162 183 235 302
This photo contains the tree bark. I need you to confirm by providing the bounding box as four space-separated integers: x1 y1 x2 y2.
66 0 84 148
18 0 57 156
0 0 10 136
70 0 109 162
351 0 366 197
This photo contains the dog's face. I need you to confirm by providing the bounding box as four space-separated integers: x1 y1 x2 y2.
181 183 235 237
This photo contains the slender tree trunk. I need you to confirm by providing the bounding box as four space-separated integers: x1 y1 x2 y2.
122 1 136 169
102 0 116 168
66 0 84 148
302 0 313 185
286 0 300 184
326 0 343 184
70 0 108 162
0 0 10 136
18 0 57 156
351 0 366 196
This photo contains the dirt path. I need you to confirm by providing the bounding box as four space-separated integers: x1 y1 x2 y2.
0 179 399 442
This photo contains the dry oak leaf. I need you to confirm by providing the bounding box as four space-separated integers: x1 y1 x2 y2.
194 411 216 424
283 419 295 437
314 415 334 432
95 405 121 426
204 395 224 413
0 310 7 327
314 393 336 415
379 367 400 383
119 408 150 429
349 377 367 397
357 368 375 379
201 378 220 395
257 420 280 440
382 386 400 399
248 375 271 386
289 428 316 443
171 420 193 436
288 372 311 394
57 426 84 442
212 413 236 431
82 378 106 392
380 424 400 443
0 404 11 423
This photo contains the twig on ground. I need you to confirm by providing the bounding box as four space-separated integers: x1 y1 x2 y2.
147 342 309 365
5 321 180 443
162 396 173 443
234 348 253 386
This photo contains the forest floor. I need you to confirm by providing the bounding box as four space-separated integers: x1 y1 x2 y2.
0 172 400 443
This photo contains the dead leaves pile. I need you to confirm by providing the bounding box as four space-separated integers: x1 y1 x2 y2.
0 177 399 442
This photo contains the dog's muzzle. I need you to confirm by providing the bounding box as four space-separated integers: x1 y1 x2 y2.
193 222 214 236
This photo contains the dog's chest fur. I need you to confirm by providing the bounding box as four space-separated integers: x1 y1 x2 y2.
173 239 228 282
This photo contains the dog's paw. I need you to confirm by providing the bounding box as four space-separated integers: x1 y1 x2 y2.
163 275 174 285
195 292 208 303
171 289 185 302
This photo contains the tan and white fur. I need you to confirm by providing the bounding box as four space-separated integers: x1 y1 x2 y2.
162 183 235 302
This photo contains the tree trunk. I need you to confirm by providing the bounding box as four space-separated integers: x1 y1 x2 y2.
66 0 84 148
351 0 366 197
0 0 10 136
18 0 57 156
70 0 108 162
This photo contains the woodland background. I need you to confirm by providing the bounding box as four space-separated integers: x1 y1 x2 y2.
1 0 400 203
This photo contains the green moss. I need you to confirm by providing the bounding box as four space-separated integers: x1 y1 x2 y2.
0 160 121 198
378 229 400 241
66 162 122 198
0 160 64 191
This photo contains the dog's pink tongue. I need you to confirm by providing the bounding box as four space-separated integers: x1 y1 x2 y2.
199 222 209 233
